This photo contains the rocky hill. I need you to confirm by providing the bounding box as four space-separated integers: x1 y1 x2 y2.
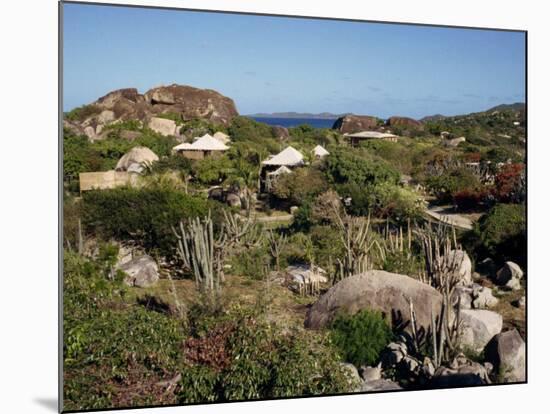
331 115 382 133
64 84 239 139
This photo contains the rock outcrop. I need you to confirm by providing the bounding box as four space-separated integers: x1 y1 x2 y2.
386 116 423 129
484 329 526 383
304 270 443 333
457 309 503 352
495 261 524 291
148 117 178 136
119 255 160 288
65 84 239 140
332 115 379 134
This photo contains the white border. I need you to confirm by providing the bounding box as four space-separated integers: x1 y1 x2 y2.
1 1 548 413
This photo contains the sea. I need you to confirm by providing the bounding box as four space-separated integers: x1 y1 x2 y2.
250 117 337 129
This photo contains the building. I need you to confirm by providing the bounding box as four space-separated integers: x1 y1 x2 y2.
313 145 330 159
173 133 229 160
261 146 304 192
79 146 158 192
345 130 399 146
213 131 231 144
265 165 292 192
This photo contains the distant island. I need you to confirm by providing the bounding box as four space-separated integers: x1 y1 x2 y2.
246 111 352 119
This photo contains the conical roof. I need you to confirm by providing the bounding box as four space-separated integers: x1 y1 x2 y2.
262 146 304 166
313 145 329 157
191 133 229 150
172 133 229 152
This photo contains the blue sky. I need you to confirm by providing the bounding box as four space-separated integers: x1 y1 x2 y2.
63 2 526 118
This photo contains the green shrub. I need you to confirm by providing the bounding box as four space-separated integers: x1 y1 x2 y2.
65 104 102 122
82 187 213 256
425 166 483 203
178 365 220 403
63 251 186 410
382 250 425 277
271 167 328 205
177 312 350 404
325 148 400 186
476 203 526 266
337 182 423 221
229 245 271 280
330 309 393 366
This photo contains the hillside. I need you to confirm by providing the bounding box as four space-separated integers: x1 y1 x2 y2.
63 84 526 411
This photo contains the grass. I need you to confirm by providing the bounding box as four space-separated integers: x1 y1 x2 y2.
126 273 316 331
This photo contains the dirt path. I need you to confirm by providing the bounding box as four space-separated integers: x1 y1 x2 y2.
425 205 474 230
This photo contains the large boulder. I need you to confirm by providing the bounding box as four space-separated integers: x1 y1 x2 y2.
430 354 491 387
271 125 290 140
495 261 524 290
148 117 178 136
144 84 238 126
304 271 443 335
65 84 239 140
457 309 503 352
115 146 159 173
386 116 423 130
484 329 526 383
472 286 499 309
357 379 403 392
332 115 379 134
119 255 160 288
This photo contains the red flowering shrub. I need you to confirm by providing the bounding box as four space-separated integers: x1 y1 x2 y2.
452 188 489 210
493 163 525 202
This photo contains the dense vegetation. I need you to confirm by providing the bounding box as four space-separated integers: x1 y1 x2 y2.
63 102 526 409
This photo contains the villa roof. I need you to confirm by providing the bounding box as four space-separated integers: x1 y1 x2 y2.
345 131 399 139
313 145 330 157
173 133 229 152
267 165 293 176
262 146 304 167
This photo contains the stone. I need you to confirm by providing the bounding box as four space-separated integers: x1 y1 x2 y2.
148 117 178 136
457 309 503 352
304 271 443 334
505 277 522 291
430 355 491 387
83 126 96 140
332 115 380 134
446 249 472 285
402 355 421 374
144 84 238 126
495 261 524 287
119 255 159 288
380 341 408 368
472 286 499 309
357 379 403 392
484 329 526 383
452 286 473 309
444 137 466 147
115 146 159 172
97 109 115 124
386 116 423 130
66 84 238 138
514 296 526 309
359 364 382 382
271 125 290 140
225 193 242 208
422 357 436 377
